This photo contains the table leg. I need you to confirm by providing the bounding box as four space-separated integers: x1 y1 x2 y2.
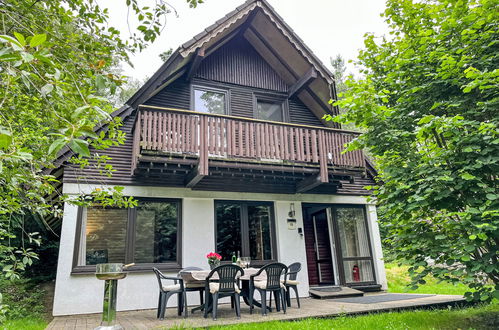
240 280 271 311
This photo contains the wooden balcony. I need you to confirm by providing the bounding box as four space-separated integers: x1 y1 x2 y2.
131 105 366 194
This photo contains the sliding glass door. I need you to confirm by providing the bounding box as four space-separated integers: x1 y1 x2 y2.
332 206 376 285
215 201 276 264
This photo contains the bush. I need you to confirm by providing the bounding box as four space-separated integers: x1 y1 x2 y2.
0 278 46 321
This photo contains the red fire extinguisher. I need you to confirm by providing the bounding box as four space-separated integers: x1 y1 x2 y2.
352 264 360 282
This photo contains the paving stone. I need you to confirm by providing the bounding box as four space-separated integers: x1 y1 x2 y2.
47 294 466 329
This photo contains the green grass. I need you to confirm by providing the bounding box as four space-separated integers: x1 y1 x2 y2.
210 303 499 330
1 317 47 330
385 263 471 295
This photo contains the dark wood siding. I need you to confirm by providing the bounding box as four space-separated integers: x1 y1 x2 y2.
195 37 288 92
288 96 323 126
144 79 190 109
63 112 137 185
228 86 254 118
144 35 326 127
146 77 325 126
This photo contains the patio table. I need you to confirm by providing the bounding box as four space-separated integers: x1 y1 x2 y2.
179 267 269 314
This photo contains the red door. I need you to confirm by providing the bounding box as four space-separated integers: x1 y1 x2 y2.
303 209 335 285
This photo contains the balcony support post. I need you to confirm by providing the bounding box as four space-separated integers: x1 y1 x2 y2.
185 165 205 188
318 130 329 183
199 115 209 176
131 111 142 175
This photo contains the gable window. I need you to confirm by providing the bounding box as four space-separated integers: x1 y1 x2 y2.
254 95 287 122
192 86 227 115
73 198 181 273
215 201 276 265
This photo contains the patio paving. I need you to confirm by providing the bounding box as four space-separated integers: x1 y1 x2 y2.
46 293 466 329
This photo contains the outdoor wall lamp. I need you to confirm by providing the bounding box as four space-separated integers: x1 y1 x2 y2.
288 203 295 218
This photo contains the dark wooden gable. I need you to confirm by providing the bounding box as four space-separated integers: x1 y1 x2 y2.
145 35 325 127
194 36 287 92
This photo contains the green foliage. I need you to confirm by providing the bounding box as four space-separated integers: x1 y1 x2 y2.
206 303 499 330
0 0 204 280
326 0 498 302
159 48 174 62
330 54 347 96
0 317 47 330
0 278 46 321
385 263 472 295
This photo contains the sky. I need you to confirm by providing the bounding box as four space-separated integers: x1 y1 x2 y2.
105 0 389 81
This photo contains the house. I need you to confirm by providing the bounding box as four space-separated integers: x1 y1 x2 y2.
51 0 387 316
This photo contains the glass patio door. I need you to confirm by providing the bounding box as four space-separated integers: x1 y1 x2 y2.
215 201 276 264
332 206 376 285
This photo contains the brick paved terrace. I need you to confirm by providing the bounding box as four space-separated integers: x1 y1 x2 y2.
47 293 466 329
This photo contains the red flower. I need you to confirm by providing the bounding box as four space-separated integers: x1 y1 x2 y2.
206 252 222 260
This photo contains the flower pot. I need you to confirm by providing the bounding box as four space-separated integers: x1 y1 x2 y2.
209 260 220 270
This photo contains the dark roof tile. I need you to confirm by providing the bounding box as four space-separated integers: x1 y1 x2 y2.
181 37 197 50
204 22 219 33
236 0 256 11
192 30 208 41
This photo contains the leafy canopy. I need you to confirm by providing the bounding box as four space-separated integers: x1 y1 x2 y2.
0 0 202 279
327 0 498 302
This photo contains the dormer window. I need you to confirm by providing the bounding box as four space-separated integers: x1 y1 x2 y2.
192 85 228 115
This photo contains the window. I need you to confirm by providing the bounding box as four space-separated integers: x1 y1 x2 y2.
73 199 181 273
134 201 178 263
81 208 128 265
192 86 227 115
215 201 276 264
333 206 376 284
256 100 284 122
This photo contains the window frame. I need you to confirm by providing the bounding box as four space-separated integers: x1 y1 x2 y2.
190 84 230 115
71 198 182 275
252 93 289 123
214 200 278 267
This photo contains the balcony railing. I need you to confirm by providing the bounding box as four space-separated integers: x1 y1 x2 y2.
131 105 365 181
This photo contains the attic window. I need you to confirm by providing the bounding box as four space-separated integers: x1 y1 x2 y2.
254 95 287 122
256 101 283 122
192 86 227 115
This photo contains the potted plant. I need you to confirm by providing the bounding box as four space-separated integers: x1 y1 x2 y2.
206 252 222 270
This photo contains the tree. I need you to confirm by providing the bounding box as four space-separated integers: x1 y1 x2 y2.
159 48 174 62
0 0 203 279
330 54 359 131
327 0 498 302
330 54 347 96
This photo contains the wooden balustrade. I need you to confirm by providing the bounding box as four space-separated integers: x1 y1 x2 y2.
131 106 365 178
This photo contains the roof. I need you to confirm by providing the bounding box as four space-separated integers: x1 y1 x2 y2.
126 0 340 125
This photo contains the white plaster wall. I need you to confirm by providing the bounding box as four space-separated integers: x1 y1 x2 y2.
366 204 387 290
53 183 380 316
273 201 309 297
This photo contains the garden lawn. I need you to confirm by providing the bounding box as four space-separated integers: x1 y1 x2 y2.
209 302 498 330
1 318 47 330
385 263 471 295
